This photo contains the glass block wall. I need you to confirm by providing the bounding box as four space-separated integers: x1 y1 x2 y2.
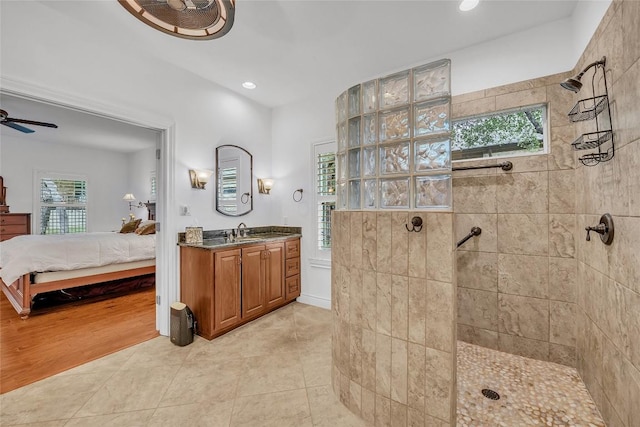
335 59 452 211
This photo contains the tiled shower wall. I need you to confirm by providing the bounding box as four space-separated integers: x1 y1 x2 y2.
452 72 580 367
331 211 455 426
573 2 640 426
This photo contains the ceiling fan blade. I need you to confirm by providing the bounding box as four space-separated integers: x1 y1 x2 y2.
2 121 35 133
6 117 58 128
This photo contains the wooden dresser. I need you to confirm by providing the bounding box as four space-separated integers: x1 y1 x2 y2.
0 213 31 242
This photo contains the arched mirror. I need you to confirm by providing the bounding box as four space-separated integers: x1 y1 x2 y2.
216 144 253 216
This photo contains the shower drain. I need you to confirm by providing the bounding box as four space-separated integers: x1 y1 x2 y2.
481 388 500 400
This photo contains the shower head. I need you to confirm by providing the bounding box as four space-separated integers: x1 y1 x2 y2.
560 56 606 93
560 76 584 93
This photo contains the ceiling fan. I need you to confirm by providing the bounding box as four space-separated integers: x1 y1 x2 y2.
0 109 58 134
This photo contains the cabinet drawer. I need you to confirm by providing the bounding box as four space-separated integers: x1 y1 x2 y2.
285 258 300 277
285 274 300 300
0 215 28 226
0 224 28 235
285 239 300 259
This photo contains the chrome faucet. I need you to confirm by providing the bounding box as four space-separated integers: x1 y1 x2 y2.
237 222 247 237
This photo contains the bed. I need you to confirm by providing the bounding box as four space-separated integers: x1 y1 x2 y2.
0 231 155 318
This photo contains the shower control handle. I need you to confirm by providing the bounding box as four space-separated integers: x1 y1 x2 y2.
585 224 606 241
585 213 614 245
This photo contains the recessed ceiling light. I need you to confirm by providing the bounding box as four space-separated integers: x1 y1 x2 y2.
242 82 257 90
459 0 479 11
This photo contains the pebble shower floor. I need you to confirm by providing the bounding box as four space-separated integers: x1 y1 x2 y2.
457 341 605 426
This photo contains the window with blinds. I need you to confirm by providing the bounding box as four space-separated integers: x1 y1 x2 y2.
218 166 238 214
39 176 87 234
316 149 336 251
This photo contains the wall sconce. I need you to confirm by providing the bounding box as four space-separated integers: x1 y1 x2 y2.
122 193 145 210
189 169 213 189
257 178 274 194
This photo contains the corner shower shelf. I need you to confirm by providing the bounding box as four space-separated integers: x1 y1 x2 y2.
568 95 608 122
564 56 614 167
571 130 612 150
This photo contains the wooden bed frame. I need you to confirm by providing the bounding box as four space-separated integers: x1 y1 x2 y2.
1 264 155 319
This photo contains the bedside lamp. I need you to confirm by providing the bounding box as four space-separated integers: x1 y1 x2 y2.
123 193 144 210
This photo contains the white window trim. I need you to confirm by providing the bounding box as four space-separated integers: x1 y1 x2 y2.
33 170 89 234
310 139 336 267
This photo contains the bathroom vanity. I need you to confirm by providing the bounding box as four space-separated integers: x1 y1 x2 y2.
178 228 301 340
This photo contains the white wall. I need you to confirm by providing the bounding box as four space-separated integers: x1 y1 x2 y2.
128 145 159 222
0 135 132 232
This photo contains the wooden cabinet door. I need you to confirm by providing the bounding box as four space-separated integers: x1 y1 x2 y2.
180 247 215 339
265 242 285 309
241 245 266 318
214 248 241 331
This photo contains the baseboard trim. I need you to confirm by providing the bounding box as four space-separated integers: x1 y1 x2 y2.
297 293 331 310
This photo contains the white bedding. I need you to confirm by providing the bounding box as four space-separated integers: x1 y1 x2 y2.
0 232 155 285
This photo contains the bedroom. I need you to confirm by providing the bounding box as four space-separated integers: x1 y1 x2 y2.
2 0 639 426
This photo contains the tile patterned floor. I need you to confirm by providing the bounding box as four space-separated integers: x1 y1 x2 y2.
457 341 606 427
0 302 606 426
1 303 368 427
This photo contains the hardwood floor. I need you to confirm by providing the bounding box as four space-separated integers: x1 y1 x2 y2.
0 287 158 394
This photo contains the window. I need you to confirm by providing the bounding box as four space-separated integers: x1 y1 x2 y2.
313 141 336 261
452 104 547 161
37 173 87 234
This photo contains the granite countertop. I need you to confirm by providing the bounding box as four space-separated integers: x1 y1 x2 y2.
177 226 301 249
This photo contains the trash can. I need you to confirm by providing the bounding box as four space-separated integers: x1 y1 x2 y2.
170 301 195 346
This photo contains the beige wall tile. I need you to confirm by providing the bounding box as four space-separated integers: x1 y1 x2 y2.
375 394 391 427
424 348 451 422
549 343 577 367
408 218 427 278
457 288 498 331
361 387 376 425
375 333 392 399
362 271 377 331
452 175 497 214
623 141 640 216
507 154 548 173
350 212 364 270
455 213 497 253
377 212 392 274
392 212 409 276
426 281 454 353
407 407 425 427
485 79 541 97
550 301 577 346
377 273 392 336
495 87 547 111
549 169 576 214
407 342 426 410
549 214 576 258
457 324 498 350
498 294 549 341
451 89 486 105
426 213 453 283
496 172 548 214
391 338 408 405
456 251 498 291
408 277 427 345
363 212 378 270
350 268 363 328
546 80 578 126
452 96 496 119
350 325 363 384
392 275 409 340
548 125 577 171
497 213 549 256
549 257 577 303
390 401 408 427
361 328 377 392
622 0 640 72
498 254 549 298
498 334 549 361
349 380 363 416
